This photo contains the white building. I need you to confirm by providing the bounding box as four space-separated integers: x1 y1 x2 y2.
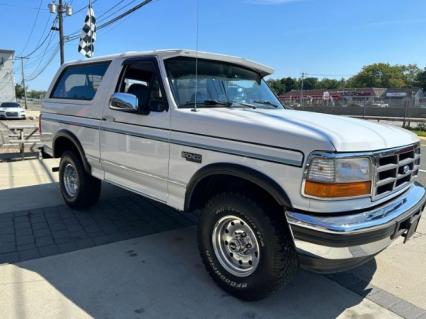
0 49 16 103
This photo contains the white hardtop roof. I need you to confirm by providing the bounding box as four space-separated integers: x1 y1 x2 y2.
65 49 274 76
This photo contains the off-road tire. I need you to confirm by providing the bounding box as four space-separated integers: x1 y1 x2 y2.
59 151 101 209
198 192 298 301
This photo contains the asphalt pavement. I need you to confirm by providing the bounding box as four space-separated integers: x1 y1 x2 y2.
418 144 426 184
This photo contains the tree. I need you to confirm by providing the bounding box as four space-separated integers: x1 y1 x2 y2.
348 63 411 88
401 64 421 87
415 69 426 91
282 77 299 92
267 79 286 95
301 77 318 90
28 90 46 99
316 78 340 89
15 84 25 99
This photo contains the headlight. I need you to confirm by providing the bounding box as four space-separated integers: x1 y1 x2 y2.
304 155 372 199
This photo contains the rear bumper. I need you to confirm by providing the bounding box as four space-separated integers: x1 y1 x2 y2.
286 182 426 273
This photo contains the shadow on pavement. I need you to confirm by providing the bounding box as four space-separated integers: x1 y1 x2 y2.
0 182 379 318
13 227 379 319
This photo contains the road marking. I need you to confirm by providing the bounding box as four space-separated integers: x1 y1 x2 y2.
419 169 426 173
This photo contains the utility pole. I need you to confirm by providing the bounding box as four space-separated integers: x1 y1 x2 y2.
58 0 65 64
48 1 73 65
15 56 29 110
300 72 305 107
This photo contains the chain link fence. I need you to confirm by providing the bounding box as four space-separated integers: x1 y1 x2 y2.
281 91 426 127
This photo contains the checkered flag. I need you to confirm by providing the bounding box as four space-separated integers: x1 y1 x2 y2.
78 5 96 58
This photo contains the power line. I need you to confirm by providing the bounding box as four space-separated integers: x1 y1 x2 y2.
27 14 54 57
23 17 57 58
72 0 98 15
97 0 138 22
0 3 49 10
66 0 155 42
25 32 56 76
97 0 154 30
26 45 60 81
20 0 44 55
304 73 354 78
65 0 138 40
47 1 74 65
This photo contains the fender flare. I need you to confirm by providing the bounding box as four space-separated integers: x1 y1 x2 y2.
184 163 292 211
52 129 91 173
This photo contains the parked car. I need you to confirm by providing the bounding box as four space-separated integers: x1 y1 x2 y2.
0 102 26 120
371 102 389 108
40 50 425 301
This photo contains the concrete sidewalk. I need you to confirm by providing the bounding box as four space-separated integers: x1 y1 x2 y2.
0 158 59 190
0 228 401 319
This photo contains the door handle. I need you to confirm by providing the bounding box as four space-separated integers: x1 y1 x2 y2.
102 115 115 122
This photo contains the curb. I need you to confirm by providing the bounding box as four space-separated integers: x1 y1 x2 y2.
326 272 426 319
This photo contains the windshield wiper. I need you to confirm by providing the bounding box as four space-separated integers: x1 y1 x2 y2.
181 99 232 107
203 99 232 106
231 102 257 109
253 100 280 108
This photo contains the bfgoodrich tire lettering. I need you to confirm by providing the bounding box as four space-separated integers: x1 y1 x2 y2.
198 192 298 301
59 151 101 209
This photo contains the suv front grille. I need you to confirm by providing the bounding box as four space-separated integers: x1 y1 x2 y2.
373 144 420 200
6 112 18 116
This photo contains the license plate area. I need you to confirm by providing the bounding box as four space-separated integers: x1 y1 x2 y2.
392 209 422 243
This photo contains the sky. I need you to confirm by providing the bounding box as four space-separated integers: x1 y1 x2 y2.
0 0 425 90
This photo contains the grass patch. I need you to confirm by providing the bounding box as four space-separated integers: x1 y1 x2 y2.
405 127 426 137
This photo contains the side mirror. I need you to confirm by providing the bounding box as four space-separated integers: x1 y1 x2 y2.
109 93 139 112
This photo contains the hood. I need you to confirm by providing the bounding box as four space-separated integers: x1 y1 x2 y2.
274 110 419 151
172 108 418 153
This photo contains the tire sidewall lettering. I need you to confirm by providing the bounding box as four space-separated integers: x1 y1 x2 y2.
205 249 248 289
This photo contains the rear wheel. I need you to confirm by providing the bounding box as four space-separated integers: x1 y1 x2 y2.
198 192 298 301
59 151 101 209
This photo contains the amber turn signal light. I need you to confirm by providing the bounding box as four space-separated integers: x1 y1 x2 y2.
304 181 371 198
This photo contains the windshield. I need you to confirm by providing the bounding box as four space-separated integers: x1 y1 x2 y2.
0 103 21 108
165 57 284 109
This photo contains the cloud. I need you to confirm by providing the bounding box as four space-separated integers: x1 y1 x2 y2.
247 0 301 5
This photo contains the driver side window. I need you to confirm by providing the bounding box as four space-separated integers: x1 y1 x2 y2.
117 60 167 113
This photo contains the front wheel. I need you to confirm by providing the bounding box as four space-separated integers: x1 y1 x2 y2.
59 151 101 209
198 192 298 301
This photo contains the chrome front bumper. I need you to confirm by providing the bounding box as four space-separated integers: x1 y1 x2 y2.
286 182 426 273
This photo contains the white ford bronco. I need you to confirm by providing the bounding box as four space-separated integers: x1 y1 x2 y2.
41 49 425 300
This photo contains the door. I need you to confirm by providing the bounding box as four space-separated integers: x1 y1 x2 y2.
100 57 170 203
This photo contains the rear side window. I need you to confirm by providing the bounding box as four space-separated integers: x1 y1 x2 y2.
50 62 110 100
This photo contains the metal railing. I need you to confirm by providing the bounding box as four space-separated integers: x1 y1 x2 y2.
0 121 41 159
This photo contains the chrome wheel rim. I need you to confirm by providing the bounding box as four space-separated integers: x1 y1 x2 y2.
212 215 260 277
63 163 79 197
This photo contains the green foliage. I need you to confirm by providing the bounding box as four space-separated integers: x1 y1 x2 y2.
415 68 426 91
347 63 420 88
14 84 46 99
15 84 25 99
28 90 46 99
267 63 424 95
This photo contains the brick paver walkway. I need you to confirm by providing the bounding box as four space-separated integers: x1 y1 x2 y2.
0 194 196 263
